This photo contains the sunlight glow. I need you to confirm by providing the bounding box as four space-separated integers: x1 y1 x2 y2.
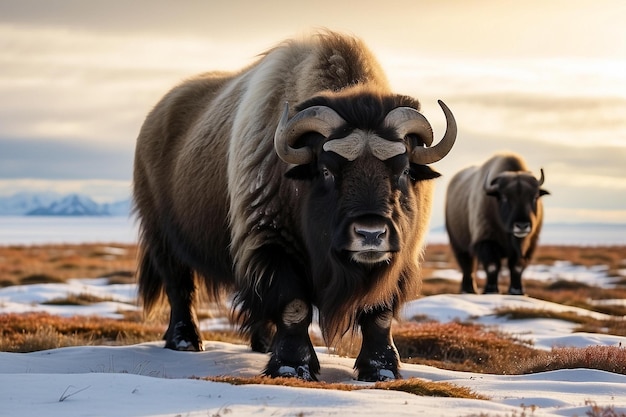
0 179 131 202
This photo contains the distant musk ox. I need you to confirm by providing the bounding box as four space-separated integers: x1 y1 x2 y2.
445 153 549 295
133 31 457 381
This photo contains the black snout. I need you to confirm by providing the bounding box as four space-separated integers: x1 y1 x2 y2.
354 226 387 246
513 222 531 238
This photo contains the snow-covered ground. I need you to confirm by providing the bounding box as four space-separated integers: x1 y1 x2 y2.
1 269 625 417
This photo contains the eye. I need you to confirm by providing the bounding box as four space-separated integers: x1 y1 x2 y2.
322 166 334 182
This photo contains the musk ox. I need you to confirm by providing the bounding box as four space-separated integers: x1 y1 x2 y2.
133 31 457 382
444 153 549 295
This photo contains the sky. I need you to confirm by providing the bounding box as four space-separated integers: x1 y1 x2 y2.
1 269 626 416
0 0 625 226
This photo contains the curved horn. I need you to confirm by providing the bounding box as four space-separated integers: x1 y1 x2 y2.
484 174 499 194
384 106 434 147
274 102 345 165
386 100 457 165
537 168 545 186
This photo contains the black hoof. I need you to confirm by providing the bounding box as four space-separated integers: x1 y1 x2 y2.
164 321 203 351
483 285 500 294
265 364 317 381
263 349 320 381
357 367 400 382
508 287 525 296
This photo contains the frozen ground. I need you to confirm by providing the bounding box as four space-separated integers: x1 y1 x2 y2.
1 271 625 417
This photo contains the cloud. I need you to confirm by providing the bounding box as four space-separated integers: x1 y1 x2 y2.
0 3 624 225
0 137 133 181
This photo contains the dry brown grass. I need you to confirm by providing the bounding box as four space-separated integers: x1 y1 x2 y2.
206 375 488 400
494 306 626 337
1 243 625 379
392 319 626 376
393 321 537 374
0 312 162 352
0 243 137 287
421 244 626 310
519 346 626 375
422 244 626 275
0 312 245 352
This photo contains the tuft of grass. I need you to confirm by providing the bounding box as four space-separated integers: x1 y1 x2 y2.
374 378 487 399
0 312 246 353
20 273 66 285
393 321 536 374
392 321 626 376
493 306 594 325
494 306 626 337
0 243 137 286
519 345 626 375
584 401 626 417
0 312 164 352
42 293 118 306
205 375 487 400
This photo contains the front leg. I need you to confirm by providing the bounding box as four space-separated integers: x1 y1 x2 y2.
508 256 527 295
264 298 320 380
235 246 320 380
354 306 400 381
475 240 503 294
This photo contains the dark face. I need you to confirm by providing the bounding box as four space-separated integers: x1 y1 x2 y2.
290 128 440 267
487 173 550 238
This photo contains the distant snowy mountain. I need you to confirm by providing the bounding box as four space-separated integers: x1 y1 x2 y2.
0 191 62 215
102 199 133 216
0 192 131 216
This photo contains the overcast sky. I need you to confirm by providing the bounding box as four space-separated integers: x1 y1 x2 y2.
0 0 625 226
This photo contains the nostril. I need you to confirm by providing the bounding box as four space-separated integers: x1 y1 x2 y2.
354 226 387 246
514 222 531 232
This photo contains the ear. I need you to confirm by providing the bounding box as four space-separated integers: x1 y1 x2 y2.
539 189 550 197
285 164 315 180
409 163 441 181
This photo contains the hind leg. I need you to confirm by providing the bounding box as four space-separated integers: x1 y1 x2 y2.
249 320 275 353
450 241 477 293
142 238 203 351
162 258 203 351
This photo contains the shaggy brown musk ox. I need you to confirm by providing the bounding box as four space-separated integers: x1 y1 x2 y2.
133 31 457 381
445 153 549 295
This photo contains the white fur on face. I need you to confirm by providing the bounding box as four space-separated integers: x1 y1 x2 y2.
323 131 406 161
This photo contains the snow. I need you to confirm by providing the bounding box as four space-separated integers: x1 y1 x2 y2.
1 272 626 416
1 220 625 416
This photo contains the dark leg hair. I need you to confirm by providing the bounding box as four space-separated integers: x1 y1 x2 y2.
235 246 319 380
264 298 319 380
507 256 527 295
354 306 400 381
162 256 203 351
249 320 275 353
474 240 504 294
450 240 477 294
138 224 203 351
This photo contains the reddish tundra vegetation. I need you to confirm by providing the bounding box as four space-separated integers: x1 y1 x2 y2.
1 243 625 378
1 242 626 415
